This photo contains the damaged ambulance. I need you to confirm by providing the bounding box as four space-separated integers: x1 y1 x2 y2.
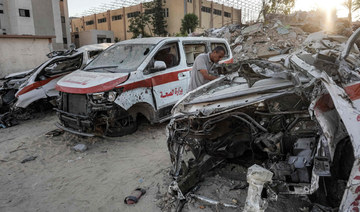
55 37 232 137
0 43 112 127
166 29 360 211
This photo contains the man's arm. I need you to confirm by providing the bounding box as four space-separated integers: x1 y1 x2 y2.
199 69 218 81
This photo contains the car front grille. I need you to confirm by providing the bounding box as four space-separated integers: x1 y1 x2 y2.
62 93 88 115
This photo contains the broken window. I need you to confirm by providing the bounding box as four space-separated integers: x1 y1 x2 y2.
85 44 155 73
37 55 83 81
88 50 102 60
19 9 30 17
153 42 180 70
183 43 206 66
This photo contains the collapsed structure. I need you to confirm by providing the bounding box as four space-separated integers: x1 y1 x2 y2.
166 19 360 211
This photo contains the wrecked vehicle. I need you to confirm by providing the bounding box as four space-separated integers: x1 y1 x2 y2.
166 29 360 211
0 43 112 126
55 37 233 137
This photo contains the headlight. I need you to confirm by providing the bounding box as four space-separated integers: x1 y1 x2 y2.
92 92 104 100
107 91 117 102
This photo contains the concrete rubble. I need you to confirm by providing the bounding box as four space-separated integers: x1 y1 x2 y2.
199 11 353 62
166 11 360 212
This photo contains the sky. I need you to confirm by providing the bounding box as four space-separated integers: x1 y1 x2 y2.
68 0 353 19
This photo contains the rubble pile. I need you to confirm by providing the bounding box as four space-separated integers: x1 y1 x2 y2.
202 11 354 62
167 20 360 211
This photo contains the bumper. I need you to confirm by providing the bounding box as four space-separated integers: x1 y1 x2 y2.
55 108 95 136
55 122 95 137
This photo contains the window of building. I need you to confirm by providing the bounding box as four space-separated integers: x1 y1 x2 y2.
163 8 169 17
86 20 94 25
224 12 231 18
97 37 111 43
63 37 67 44
19 9 30 17
0 10 3 14
75 27 79 32
74 34 79 38
213 9 221 16
61 16 65 23
98 17 106 23
187 0 192 3
145 9 154 14
201 6 211 13
127 11 140 18
112 15 122 21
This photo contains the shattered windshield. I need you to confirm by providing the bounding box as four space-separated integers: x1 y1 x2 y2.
84 44 155 73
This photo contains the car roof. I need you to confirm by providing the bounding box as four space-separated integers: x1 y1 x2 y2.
116 37 229 46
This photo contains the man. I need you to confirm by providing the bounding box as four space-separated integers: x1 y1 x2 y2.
188 46 225 91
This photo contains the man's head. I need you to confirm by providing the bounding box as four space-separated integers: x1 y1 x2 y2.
210 46 226 63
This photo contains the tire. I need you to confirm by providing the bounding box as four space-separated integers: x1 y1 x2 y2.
105 115 138 137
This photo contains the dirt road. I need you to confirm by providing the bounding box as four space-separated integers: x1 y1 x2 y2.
0 112 171 212
0 112 312 212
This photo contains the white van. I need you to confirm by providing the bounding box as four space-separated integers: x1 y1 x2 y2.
55 37 233 137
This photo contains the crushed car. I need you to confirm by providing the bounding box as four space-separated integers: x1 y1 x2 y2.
166 28 360 211
0 43 112 127
55 37 233 137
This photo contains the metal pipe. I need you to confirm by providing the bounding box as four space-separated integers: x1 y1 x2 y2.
190 194 238 208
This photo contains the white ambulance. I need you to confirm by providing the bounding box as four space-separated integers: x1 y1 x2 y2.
55 37 233 136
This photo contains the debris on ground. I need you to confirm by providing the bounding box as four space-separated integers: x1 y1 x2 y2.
73 144 88 152
45 129 65 138
124 188 146 204
21 156 37 164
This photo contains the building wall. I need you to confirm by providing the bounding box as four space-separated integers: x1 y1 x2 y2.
78 30 113 47
70 0 247 39
7 0 36 35
31 0 54 36
0 0 10 34
110 8 125 41
60 0 71 49
0 36 52 77
0 0 70 50
165 0 184 35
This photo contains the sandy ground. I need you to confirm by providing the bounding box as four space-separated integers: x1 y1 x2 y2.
0 112 312 212
0 111 171 212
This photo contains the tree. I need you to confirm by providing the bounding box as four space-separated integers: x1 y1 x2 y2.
343 0 360 25
180 14 199 35
128 13 152 38
151 0 168 36
258 0 295 22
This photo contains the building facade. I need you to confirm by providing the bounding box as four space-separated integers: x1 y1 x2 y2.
70 0 248 42
0 0 71 50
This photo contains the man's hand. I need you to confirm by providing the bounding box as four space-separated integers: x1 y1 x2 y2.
199 69 218 81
